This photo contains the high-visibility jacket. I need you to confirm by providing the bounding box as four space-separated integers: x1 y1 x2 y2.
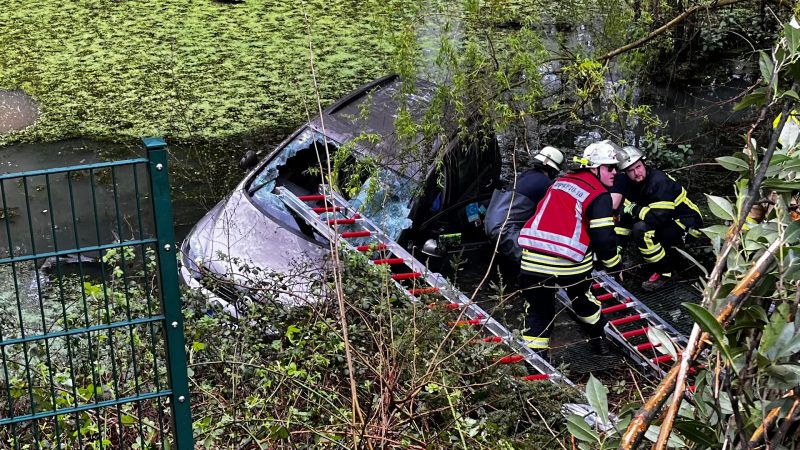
518 171 607 262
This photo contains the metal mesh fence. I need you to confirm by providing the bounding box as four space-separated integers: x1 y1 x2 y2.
0 140 191 449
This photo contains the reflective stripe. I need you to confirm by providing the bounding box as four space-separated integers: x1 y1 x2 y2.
674 219 687 230
589 217 615 228
523 336 550 349
602 253 621 267
586 290 600 306
638 206 651 220
522 251 593 266
521 259 593 276
649 201 675 210
518 233 588 262
521 250 593 275
615 226 631 236
577 308 601 325
640 247 665 262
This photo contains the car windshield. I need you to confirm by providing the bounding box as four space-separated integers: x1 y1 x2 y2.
248 128 418 241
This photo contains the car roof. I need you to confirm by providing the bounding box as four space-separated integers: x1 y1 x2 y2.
306 74 453 182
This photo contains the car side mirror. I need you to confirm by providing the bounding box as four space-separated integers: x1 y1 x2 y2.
239 150 258 171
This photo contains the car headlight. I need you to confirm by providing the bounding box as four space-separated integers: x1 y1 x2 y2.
180 235 205 280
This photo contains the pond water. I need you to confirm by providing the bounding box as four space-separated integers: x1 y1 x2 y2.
0 90 38 134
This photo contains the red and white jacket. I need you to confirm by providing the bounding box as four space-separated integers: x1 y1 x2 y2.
518 171 607 263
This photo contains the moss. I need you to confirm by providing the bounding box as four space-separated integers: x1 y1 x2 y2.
0 0 410 145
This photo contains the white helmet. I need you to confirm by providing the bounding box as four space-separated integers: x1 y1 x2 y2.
618 146 644 171
533 146 564 172
576 140 622 168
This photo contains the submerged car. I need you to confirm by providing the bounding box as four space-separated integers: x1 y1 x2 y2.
180 75 501 311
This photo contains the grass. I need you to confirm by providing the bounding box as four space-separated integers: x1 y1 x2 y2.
0 0 408 145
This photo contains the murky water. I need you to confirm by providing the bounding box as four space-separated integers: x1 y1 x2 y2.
0 90 38 134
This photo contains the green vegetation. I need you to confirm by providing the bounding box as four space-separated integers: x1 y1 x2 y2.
0 0 403 145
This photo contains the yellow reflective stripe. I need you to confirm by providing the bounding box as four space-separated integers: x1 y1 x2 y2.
638 206 651 220
586 290 600 306
523 336 550 349
674 219 687 230
674 189 686 204
649 201 675 210
642 248 665 262
590 217 615 228
615 227 631 236
577 309 601 325
522 250 593 265
602 253 621 267
639 243 663 255
689 229 702 237
521 260 593 275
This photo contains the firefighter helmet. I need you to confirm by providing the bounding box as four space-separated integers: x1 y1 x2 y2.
618 146 644 171
575 140 622 168
533 146 564 172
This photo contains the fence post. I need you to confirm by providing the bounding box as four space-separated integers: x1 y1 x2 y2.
143 137 194 449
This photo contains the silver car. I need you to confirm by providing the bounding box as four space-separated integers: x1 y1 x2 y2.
180 75 500 312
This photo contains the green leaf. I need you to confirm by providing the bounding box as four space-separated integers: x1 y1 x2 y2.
765 364 800 389
780 89 800 101
715 156 749 172
705 195 735 221
121 414 137 425
674 247 709 278
784 22 800 55
566 414 599 443
647 327 679 360
673 419 719 448
785 221 800 244
733 87 766 111
585 375 609 427
780 332 800 359
759 50 775 86
645 425 687 447
684 303 733 363
760 303 793 360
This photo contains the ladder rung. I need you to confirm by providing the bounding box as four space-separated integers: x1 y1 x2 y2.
409 287 439 295
636 342 660 351
521 374 550 381
652 355 674 364
341 231 371 238
327 215 360 225
298 194 325 201
448 319 483 326
610 314 644 326
355 243 387 252
373 258 404 265
591 282 604 290
497 354 525 364
596 292 616 301
392 272 421 280
312 206 341 213
621 327 650 339
602 302 634 314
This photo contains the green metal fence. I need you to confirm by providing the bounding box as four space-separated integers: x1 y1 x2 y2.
0 138 192 449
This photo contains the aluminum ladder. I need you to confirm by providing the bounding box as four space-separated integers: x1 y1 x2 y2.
276 184 574 386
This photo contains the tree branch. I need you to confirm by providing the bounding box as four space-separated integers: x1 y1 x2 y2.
599 0 753 61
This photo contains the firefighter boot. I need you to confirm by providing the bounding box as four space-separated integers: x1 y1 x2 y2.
642 271 672 291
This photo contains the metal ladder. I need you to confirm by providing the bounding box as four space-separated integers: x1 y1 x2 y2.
276 184 574 386
557 271 691 378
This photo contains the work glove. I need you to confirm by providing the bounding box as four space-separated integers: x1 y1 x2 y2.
623 201 636 216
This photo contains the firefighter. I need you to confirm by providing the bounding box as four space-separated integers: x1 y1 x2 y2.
615 146 704 291
484 146 564 273
517 140 622 358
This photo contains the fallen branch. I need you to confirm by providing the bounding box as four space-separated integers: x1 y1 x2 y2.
622 237 783 449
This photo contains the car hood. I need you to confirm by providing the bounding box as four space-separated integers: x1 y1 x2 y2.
184 189 329 286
